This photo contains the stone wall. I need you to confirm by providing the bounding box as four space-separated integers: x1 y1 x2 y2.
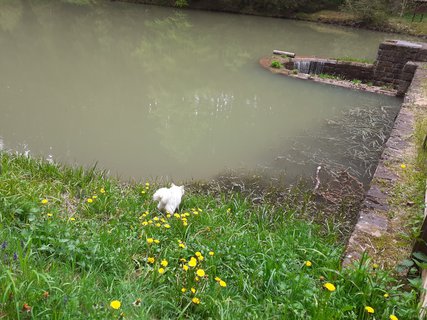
374 40 427 90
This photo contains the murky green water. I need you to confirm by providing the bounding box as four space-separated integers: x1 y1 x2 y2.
0 0 403 181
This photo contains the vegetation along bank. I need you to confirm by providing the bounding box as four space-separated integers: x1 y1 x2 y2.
116 0 427 37
0 152 424 319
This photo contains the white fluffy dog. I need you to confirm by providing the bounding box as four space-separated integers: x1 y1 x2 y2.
153 183 185 213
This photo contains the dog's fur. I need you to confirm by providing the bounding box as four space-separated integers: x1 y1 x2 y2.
153 183 185 213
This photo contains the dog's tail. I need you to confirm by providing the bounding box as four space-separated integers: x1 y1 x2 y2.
153 188 167 202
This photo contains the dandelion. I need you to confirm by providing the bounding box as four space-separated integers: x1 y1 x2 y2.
209 251 214 256
141 191 146 194
219 280 227 287
196 269 205 277
183 221 188 227
158 267 165 274
182 264 189 271
163 224 171 229
188 257 197 267
153 217 159 221
148 220 153 224
132 298 142 307
400 164 406 169
154 239 160 244
195 252 202 257
389 315 398 320
147 257 155 264
372 263 379 269
184 212 190 217
87 198 93 203
365 306 374 314
384 293 389 298
198 208 202 212
180 258 187 262
69 217 76 221
155 223 161 227
92 195 98 199
41 199 48 205
174 213 180 219
166 214 171 218
191 288 196 294
100 188 105 193
110 300 121 310
192 297 200 305
179 243 186 249
147 238 154 244
305 261 312 267
145 182 150 187
197 255 204 261
181 288 187 293
47 213 53 217
214 277 221 282
323 283 336 292
142 221 148 226
195 276 200 282
161 259 168 267
227 208 231 213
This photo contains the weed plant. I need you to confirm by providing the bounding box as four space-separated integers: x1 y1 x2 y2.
0 153 422 319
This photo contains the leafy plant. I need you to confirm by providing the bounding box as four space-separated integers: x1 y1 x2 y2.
270 60 282 69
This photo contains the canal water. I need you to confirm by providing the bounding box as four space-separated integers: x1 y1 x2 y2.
0 0 404 182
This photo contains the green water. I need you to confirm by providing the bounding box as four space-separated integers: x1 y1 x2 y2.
0 0 403 181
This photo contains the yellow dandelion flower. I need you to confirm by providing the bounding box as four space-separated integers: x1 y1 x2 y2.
183 221 188 227
100 188 105 193
372 263 379 269
141 190 146 194
92 195 98 199
198 208 202 212
160 218 166 223
181 288 187 293
148 220 153 224
196 269 205 277
198 255 204 261
195 252 202 257
227 208 231 213
163 224 171 229
384 293 389 298
209 251 214 256
69 217 76 221
191 287 196 294
158 267 165 274
188 257 197 268
47 213 53 217
323 282 336 292
155 223 161 227
41 199 49 204
179 258 187 262
153 217 159 221
214 277 221 282
184 212 190 217
400 164 406 169
161 259 168 267
145 182 150 187
147 238 154 244
389 315 398 320
305 261 312 267
154 239 160 244
110 300 121 309
142 221 148 226
87 198 93 203
192 297 200 304
195 276 200 282
365 306 374 314
182 264 189 271
174 213 180 218
147 257 155 264
179 243 186 249
166 214 171 218
219 280 227 287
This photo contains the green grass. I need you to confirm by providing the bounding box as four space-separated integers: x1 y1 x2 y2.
317 73 342 80
336 56 374 64
270 60 282 69
0 153 422 319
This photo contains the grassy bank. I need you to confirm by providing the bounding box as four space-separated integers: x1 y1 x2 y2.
295 10 427 38
0 153 422 319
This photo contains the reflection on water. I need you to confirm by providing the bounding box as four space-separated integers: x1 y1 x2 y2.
0 1 402 181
